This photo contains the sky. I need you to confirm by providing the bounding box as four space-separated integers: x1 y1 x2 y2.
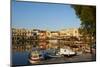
12 0 81 31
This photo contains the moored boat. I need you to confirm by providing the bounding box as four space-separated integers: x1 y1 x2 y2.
58 47 76 57
28 50 40 64
28 48 60 64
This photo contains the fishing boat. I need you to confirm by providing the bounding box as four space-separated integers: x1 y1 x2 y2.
28 49 55 64
28 50 40 64
58 47 76 56
28 48 61 64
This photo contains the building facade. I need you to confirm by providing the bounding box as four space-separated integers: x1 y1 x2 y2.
59 28 80 37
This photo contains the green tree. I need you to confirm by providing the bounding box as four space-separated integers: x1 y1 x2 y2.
72 5 96 54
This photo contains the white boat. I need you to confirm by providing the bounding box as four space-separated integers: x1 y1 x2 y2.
58 48 76 56
28 51 40 64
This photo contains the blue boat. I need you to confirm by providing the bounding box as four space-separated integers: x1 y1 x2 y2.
28 48 58 64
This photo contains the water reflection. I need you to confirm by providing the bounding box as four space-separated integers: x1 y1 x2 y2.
12 40 60 53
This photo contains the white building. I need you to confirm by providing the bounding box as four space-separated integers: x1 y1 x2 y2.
59 28 80 37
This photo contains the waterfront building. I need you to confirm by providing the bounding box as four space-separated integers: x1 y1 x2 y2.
38 30 47 40
12 28 39 45
59 28 80 37
50 31 59 37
